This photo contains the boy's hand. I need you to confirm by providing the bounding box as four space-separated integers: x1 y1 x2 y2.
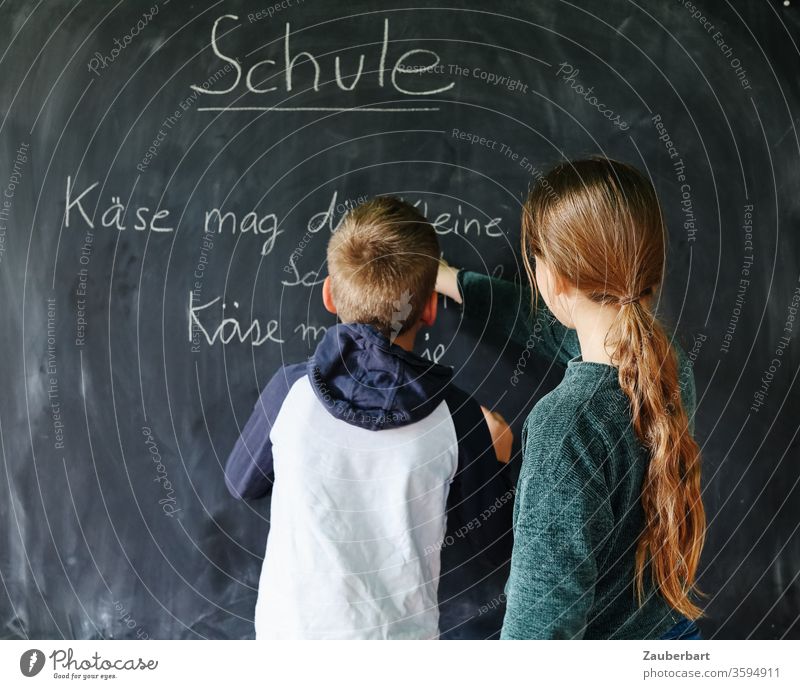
435 260 462 304
481 406 513 464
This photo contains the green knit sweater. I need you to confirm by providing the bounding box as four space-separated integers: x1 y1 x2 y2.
456 270 698 640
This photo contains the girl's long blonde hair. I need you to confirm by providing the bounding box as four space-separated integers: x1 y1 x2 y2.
521 157 705 619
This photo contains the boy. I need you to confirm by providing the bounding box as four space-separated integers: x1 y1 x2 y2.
224 197 512 639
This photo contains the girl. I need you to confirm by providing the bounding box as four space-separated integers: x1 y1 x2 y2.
436 158 706 639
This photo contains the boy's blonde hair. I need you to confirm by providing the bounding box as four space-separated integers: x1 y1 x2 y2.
327 197 439 338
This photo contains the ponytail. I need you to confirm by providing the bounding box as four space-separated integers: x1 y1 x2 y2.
612 301 705 619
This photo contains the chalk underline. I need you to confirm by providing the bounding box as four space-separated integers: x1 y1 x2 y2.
197 106 441 112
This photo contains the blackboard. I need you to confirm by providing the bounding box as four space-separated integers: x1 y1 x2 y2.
1 0 798 640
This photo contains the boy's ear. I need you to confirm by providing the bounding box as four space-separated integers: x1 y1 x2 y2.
322 276 337 314
419 290 438 327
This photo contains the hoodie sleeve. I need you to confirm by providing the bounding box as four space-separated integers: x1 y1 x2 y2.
224 363 306 500
444 384 513 564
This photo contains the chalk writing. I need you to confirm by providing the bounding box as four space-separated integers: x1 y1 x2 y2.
204 207 283 255
294 322 327 344
411 199 503 237
64 177 173 233
188 292 284 346
192 16 454 111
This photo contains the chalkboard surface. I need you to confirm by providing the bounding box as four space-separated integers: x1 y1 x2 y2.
1 0 798 640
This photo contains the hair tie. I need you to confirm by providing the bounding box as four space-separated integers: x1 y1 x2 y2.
620 287 653 306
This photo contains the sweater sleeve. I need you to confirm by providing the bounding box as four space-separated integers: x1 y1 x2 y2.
500 432 613 639
456 269 581 367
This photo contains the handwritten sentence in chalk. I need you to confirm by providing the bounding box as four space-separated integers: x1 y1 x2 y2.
64 182 504 256
188 291 446 363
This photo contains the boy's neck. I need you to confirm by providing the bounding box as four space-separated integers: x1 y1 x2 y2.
391 328 417 352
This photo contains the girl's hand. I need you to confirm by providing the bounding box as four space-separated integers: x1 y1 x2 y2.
435 259 463 304
480 406 513 464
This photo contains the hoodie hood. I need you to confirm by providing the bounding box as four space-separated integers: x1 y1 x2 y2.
307 323 453 431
